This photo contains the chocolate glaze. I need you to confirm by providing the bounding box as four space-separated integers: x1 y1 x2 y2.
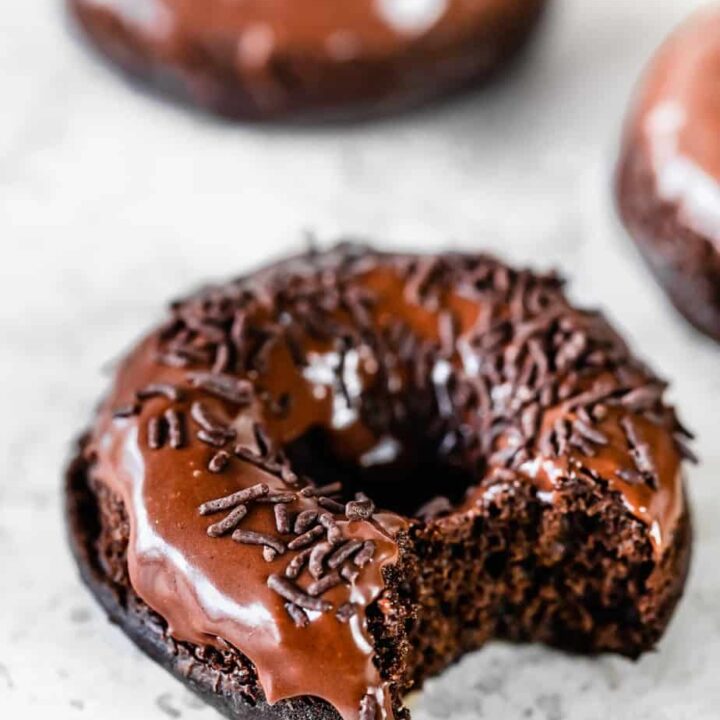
84 246 689 720
67 0 547 120
617 7 720 341
90 337 402 719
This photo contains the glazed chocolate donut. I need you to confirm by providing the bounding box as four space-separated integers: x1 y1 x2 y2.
66 245 693 720
617 7 720 342
67 0 547 121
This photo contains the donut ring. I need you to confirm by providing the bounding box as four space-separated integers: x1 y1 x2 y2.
617 7 720 342
67 245 692 720
67 0 548 121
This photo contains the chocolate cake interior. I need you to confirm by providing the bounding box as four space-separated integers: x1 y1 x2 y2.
369 470 686 712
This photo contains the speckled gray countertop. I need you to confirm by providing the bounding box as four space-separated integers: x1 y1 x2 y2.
1 1 719 718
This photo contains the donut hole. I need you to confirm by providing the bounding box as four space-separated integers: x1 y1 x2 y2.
284 426 476 518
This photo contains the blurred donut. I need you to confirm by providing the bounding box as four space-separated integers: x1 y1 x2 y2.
68 0 548 120
617 7 720 342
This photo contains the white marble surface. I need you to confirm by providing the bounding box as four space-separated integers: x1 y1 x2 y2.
1 1 720 718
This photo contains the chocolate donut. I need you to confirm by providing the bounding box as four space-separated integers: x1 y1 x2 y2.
67 0 547 121
617 7 720 342
66 245 693 720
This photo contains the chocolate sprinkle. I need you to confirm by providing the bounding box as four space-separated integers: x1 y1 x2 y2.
232 530 286 555
267 574 332 612
318 497 346 513
208 450 230 473
309 542 333 579
319 513 343 545
199 483 269 515
274 503 292 535
164 408 185 449
300 481 343 498
285 602 309 628
288 526 325 551
621 385 664 412
293 510 318 535
137 383 182 402
307 571 342 597
353 541 376 568
256 492 296 504
620 416 658 488
341 565 360 583
147 415 165 450
325 541 361 570
615 468 646 485
345 493 375 521
188 372 253 405
190 401 232 435
197 429 230 448
336 603 357 622
207 504 248 537
253 422 272 456
284 549 312 579
112 403 139 419
675 436 699 464
573 419 609 446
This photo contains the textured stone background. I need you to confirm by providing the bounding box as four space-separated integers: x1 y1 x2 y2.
1 1 719 719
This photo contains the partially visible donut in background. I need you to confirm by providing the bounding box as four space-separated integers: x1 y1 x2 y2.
617 7 720 343
67 0 548 121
